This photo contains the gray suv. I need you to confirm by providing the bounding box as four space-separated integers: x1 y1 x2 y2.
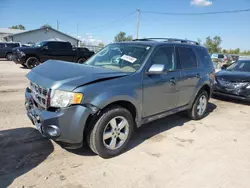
25 38 215 158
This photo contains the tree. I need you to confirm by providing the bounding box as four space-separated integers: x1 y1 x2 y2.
114 31 133 42
204 36 222 54
40 24 52 29
9 24 25 30
98 42 105 48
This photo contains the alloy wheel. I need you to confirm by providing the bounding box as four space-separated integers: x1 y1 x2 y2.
103 116 129 150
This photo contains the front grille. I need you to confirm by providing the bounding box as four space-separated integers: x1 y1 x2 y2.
30 82 49 109
217 79 247 90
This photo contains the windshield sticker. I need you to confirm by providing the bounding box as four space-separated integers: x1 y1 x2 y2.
120 55 137 63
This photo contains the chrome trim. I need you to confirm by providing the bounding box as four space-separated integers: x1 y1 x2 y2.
30 82 49 109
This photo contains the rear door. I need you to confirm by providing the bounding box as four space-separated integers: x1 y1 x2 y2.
48 42 75 62
176 46 201 107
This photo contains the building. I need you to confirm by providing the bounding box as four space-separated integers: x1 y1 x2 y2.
3 27 80 47
0 28 24 42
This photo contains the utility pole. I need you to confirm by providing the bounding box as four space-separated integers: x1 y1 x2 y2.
57 20 59 30
136 8 140 39
77 23 79 37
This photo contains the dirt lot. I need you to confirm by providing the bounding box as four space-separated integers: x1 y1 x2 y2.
0 60 250 188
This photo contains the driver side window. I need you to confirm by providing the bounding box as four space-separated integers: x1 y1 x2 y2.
151 47 176 71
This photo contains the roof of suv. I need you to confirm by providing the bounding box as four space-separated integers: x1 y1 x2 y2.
116 38 201 48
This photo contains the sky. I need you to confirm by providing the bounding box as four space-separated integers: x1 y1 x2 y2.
0 0 250 50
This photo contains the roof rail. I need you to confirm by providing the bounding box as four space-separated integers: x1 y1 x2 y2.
133 38 199 45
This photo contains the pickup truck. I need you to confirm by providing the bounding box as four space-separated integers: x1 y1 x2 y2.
12 41 94 68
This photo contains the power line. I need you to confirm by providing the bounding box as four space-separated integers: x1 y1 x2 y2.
141 8 250 16
89 11 136 31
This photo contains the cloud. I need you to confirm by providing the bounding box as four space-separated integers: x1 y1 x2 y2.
191 0 212 7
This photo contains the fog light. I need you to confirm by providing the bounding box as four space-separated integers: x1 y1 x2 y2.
47 125 60 137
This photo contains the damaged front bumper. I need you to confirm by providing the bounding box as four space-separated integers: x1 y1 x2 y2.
213 82 250 101
25 87 95 149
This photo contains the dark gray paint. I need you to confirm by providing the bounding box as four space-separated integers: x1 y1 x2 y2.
26 42 214 146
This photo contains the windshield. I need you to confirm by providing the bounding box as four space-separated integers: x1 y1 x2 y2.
85 43 151 72
227 60 250 72
34 41 47 47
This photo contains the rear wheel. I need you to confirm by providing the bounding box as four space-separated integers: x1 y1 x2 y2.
188 90 208 120
25 57 40 69
77 57 87 64
6 53 13 61
87 105 134 158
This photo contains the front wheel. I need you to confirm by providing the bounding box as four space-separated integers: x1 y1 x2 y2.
188 91 208 120
77 57 87 64
87 105 134 158
25 57 40 69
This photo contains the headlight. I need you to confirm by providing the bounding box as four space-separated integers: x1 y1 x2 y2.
19 51 25 57
246 84 250 89
50 90 83 108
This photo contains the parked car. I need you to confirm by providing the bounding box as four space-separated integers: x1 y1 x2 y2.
230 54 239 63
24 38 214 158
214 60 250 101
0 42 21 60
12 41 95 68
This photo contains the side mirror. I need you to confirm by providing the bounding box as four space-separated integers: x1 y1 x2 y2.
146 64 165 75
41 45 48 50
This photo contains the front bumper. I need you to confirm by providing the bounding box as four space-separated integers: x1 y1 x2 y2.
213 83 250 102
25 88 93 148
12 53 25 64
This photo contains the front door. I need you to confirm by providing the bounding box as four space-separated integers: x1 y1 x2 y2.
176 46 201 107
142 46 180 117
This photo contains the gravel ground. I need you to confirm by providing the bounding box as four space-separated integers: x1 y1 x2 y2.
0 59 250 188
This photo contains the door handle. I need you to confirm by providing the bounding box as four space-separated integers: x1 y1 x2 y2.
170 77 176 84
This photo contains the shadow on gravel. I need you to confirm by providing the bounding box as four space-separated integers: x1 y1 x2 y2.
0 127 54 188
127 102 217 152
213 95 250 106
70 102 217 157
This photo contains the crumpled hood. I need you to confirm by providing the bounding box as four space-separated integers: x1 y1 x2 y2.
26 60 130 91
216 70 250 82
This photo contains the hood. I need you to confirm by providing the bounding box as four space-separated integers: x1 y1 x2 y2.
13 46 38 52
26 60 130 91
216 70 250 82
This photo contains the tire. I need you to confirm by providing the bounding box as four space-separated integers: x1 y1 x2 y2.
25 57 40 69
77 57 87 64
188 90 208 120
6 53 13 61
87 105 134 158
21 63 27 68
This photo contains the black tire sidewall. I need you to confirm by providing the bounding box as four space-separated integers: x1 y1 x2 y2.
90 107 134 158
190 91 208 120
77 57 86 64
26 57 39 68
6 53 13 60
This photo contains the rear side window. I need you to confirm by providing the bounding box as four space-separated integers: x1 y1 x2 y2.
6 43 20 48
48 42 61 50
218 54 224 58
178 47 197 69
59 42 71 50
195 47 213 68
